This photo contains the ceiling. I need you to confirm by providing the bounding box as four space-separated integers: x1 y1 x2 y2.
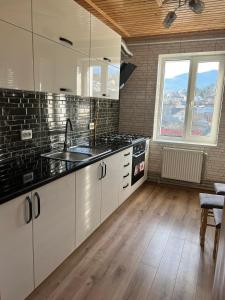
75 0 225 38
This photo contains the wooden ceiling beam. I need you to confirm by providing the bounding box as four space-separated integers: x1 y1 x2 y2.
75 0 130 37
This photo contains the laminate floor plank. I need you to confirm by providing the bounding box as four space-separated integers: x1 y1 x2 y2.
27 183 216 300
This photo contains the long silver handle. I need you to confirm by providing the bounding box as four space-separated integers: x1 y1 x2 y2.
133 151 145 158
33 192 41 219
25 196 32 224
98 163 104 180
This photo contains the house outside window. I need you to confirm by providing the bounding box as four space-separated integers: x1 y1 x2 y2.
153 52 225 146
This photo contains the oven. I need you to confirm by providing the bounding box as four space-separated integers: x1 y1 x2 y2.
131 140 146 185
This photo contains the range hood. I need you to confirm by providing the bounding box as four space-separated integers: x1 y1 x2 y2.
120 40 136 89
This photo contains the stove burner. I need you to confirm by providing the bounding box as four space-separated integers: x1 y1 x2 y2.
97 133 145 145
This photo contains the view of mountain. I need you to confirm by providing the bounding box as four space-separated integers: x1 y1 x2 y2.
164 70 218 91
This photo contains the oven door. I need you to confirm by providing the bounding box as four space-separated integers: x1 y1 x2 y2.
132 151 145 185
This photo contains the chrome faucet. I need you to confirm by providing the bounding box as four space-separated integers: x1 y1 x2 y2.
64 118 73 151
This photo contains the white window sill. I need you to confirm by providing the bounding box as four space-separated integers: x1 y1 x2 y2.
153 138 217 147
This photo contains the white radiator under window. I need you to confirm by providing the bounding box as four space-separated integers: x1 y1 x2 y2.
162 147 204 183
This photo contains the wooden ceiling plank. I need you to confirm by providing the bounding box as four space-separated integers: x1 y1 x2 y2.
75 0 130 37
75 0 225 38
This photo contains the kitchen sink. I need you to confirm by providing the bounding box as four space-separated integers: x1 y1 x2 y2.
42 151 92 162
68 144 112 157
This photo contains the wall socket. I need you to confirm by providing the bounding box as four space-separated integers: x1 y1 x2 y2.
21 129 32 141
89 122 95 130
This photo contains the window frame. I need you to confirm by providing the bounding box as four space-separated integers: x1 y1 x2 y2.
153 51 225 146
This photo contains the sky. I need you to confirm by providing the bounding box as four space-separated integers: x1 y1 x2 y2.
165 60 219 79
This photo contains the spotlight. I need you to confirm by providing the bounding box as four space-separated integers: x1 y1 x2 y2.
163 11 177 28
189 0 205 14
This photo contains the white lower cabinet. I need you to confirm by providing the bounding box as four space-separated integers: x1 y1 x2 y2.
75 161 102 247
119 147 133 205
0 194 34 300
101 153 121 222
0 144 148 299
33 174 76 287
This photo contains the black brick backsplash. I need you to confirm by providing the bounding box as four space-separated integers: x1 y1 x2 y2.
0 89 119 162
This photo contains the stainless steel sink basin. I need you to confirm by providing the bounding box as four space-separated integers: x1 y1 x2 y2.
69 145 112 157
42 151 92 162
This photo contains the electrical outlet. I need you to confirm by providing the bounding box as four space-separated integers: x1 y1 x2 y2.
89 122 95 130
23 172 34 184
21 130 32 141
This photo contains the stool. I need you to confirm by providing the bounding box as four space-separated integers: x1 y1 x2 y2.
213 208 223 259
214 182 225 195
199 193 224 247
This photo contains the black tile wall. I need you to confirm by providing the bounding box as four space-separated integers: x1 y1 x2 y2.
0 89 119 162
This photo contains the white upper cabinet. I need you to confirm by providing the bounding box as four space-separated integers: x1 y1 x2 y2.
0 194 34 300
32 174 76 287
0 0 32 31
32 0 90 55
90 59 120 100
0 21 34 91
91 15 121 68
33 34 90 96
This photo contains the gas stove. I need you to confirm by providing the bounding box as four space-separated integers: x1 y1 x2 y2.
97 133 145 145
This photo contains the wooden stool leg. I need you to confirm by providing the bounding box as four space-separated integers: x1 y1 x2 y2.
213 227 220 260
200 208 208 247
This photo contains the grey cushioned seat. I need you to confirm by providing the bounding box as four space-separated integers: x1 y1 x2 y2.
213 208 223 228
200 193 224 209
214 183 225 195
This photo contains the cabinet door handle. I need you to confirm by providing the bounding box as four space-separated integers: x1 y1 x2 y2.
34 192 41 219
60 88 72 93
59 37 73 46
123 183 129 189
103 57 111 63
103 162 107 178
102 93 107 97
124 152 130 157
123 173 130 178
124 163 130 167
25 196 32 224
99 163 103 180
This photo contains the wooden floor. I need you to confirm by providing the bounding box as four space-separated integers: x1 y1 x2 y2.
27 183 216 300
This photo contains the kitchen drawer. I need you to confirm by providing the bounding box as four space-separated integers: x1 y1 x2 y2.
121 147 132 165
119 180 131 205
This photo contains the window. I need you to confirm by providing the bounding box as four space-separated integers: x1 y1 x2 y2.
153 52 225 146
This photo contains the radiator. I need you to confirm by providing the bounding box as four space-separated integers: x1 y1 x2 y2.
162 147 204 183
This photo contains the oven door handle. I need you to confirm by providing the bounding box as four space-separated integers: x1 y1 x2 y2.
132 151 145 158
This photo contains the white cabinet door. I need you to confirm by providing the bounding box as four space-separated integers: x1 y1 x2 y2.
90 59 120 100
76 161 102 247
0 194 34 300
32 0 90 55
0 0 31 30
91 15 121 67
106 64 120 100
34 35 90 96
101 153 121 222
33 174 76 287
0 21 33 91
90 59 106 98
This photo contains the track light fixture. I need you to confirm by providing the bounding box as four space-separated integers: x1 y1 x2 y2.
163 0 205 28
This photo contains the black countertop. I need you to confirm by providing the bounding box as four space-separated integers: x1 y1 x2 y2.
0 141 141 205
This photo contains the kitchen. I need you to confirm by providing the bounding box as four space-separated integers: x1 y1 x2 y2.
0 1 225 300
